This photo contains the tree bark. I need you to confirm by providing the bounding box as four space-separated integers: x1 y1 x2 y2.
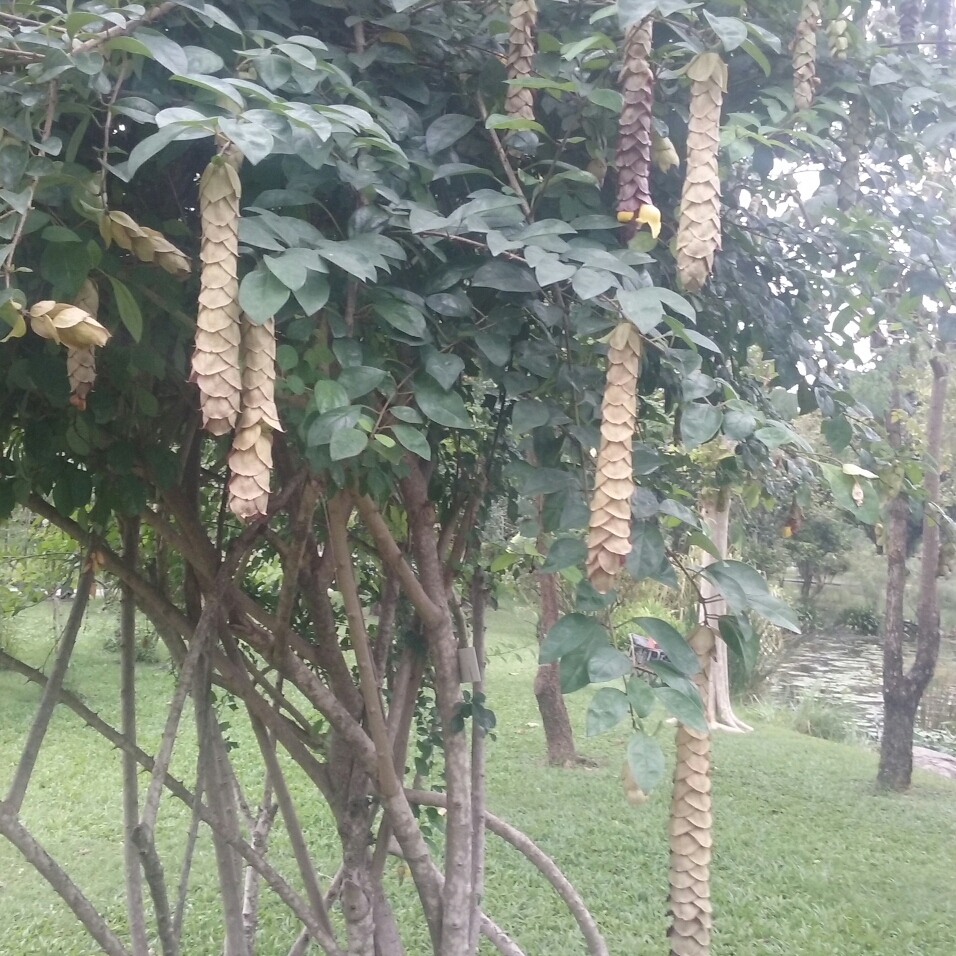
878 354 949 790
120 517 150 956
699 488 751 733
533 567 577 765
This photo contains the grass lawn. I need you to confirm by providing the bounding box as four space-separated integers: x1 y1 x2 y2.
1 598 955 956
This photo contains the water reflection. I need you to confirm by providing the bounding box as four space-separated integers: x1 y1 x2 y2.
770 630 956 753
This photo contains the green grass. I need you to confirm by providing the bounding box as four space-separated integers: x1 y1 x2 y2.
2 599 956 955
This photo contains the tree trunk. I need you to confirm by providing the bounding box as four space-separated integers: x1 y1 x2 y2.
878 354 949 790
534 567 577 765
699 488 751 733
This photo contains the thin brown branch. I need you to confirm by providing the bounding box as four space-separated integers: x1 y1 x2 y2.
73 1 178 53
475 94 532 220
4 559 94 814
0 807 132 956
407 790 609 956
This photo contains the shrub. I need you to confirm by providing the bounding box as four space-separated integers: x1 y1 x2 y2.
790 692 857 743
834 605 881 635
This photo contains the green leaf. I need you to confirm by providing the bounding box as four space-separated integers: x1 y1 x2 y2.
276 344 299 372
627 732 665 793
703 11 748 51
264 253 307 291
472 261 539 293
313 380 351 414
588 646 633 683
171 73 245 108
686 531 722 561
719 614 758 675
870 63 902 86
723 408 756 440
541 537 586 574
307 406 362 446
626 521 668 583
572 267 616 300
391 424 432 460
702 561 801 632
475 332 511 366
626 675 656 718
219 117 275 165
131 31 190 74
425 114 476 154
681 404 723 450
587 88 623 112
108 277 143 341
294 273 330 315
424 349 465 390
586 687 630 736
821 463 880 526
632 617 701 676
330 428 368 461
484 113 546 134
655 686 707 732
390 405 423 424
413 378 473 429
239 266 290 323
823 415 852 454
618 288 663 333
338 366 386 399
540 613 607 664
512 399 550 435
373 297 427 338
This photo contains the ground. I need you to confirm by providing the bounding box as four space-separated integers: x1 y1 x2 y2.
1 599 955 956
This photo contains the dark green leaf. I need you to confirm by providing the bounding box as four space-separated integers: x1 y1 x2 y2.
512 399 550 434
626 675 656 718
655 686 707 732
540 613 608 664
294 273 330 315
373 297 427 338
627 732 665 793
625 521 667 582
338 366 386 399
330 428 368 461
586 687 630 736
425 349 465 390
313 380 351 414
391 424 431 460
413 378 473 429
703 11 748 50
632 616 701 676
472 261 539 293
588 646 633 683
619 288 663 333
823 415 852 454
108 277 143 341
541 537 586 573
239 266 290 323
719 614 758 675
425 113 477 154
681 403 723 450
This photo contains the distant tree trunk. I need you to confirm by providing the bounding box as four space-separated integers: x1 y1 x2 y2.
700 488 751 733
879 355 949 790
534 566 577 766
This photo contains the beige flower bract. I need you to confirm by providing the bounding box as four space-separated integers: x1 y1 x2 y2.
228 315 282 521
30 299 110 350
586 321 642 593
100 211 191 279
191 144 243 436
667 624 715 956
792 0 821 111
675 52 727 293
66 279 101 410
505 0 537 121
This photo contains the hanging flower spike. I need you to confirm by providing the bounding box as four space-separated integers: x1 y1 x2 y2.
826 17 849 60
66 279 100 410
505 0 538 120
100 211 191 279
30 300 110 349
675 52 728 293
615 19 660 239
586 322 643 593
227 315 282 521
191 143 243 436
792 0 821 111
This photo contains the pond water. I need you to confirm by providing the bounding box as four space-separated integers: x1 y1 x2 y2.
770 629 956 754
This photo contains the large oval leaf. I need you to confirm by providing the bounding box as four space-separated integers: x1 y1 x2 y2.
627 732 665 793
632 617 701 676
586 687 630 737
540 613 607 664
413 378 473 429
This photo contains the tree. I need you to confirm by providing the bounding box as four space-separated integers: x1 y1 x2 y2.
0 3 953 956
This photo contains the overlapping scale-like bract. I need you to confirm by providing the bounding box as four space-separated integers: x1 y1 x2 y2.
66 279 100 410
615 19 660 238
505 0 537 120
29 299 110 350
792 0 820 111
826 17 849 60
675 53 727 293
227 315 282 521
192 145 243 436
651 131 680 173
586 322 642 594
667 624 715 956
100 211 190 279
